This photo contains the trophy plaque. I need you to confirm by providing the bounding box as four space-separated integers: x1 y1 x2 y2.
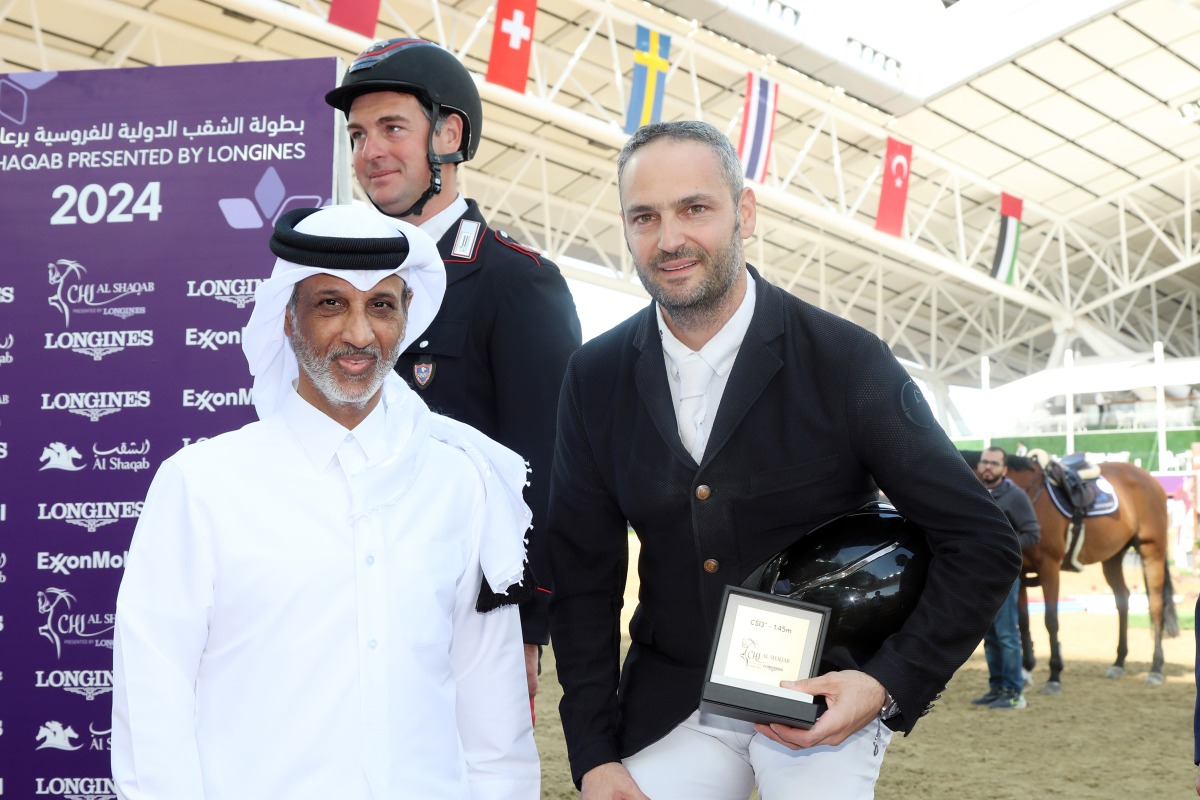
699 585 830 728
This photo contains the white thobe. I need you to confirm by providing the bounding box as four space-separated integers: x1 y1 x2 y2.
112 379 539 800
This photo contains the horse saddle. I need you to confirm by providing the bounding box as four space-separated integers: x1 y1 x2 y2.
1043 455 1119 518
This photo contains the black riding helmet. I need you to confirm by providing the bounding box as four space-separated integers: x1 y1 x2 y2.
743 501 931 673
325 38 483 218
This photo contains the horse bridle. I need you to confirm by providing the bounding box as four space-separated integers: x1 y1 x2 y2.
1011 467 1046 505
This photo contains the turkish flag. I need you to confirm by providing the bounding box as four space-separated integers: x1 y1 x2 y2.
328 0 381 38
875 137 913 237
486 0 538 93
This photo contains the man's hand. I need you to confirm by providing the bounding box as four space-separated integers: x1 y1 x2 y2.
753 670 887 750
581 762 651 800
523 643 539 699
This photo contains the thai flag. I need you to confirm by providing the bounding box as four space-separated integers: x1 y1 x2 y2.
738 72 779 184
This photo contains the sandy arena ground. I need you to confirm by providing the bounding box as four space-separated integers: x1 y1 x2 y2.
533 541 1198 799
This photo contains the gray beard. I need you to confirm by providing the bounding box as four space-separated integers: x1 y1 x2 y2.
288 329 402 410
636 230 743 333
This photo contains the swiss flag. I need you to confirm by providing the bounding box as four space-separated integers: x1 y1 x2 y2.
328 0 381 38
875 137 913 237
486 0 537 93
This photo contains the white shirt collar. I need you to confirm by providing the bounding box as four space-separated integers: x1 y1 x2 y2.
420 193 469 244
657 272 757 376
279 384 390 471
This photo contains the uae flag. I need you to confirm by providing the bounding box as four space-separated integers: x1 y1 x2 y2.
737 72 779 183
990 193 1022 284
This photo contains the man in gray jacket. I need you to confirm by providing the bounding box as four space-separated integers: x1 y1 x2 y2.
973 446 1040 710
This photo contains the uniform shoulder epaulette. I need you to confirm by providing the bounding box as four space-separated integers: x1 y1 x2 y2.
493 229 544 262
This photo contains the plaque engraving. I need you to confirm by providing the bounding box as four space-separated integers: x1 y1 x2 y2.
700 585 830 728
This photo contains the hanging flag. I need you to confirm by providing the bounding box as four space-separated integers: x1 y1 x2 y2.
990 193 1023 284
737 72 780 183
875 136 912 237
328 0 381 38
486 0 538 93
624 25 671 134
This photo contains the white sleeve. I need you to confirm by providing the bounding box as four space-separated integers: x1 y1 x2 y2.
111 460 213 800
452 497 540 800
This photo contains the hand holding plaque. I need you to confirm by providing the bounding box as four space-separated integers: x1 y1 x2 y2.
699 586 830 728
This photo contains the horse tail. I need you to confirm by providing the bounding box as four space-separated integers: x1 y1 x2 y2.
1160 568 1180 638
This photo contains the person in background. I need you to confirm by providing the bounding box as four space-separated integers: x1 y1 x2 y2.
1094 392 1108 427
112 206 539 799
971 446 1040 710
547 120 1020 800
325 38 583 704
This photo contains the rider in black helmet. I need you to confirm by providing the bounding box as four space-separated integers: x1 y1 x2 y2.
325 38 483 219
326 39 583 709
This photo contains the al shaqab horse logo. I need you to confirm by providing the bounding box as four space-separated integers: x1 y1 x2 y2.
40 442 86 471
36 720 82 751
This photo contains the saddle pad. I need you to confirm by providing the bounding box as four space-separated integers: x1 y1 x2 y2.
1046 474 1119 518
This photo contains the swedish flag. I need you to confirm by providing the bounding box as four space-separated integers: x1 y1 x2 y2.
624 25 671 134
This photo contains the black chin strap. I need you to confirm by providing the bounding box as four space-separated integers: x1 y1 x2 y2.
389 100 465 219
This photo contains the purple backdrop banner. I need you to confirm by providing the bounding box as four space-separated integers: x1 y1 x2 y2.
0 58 342 799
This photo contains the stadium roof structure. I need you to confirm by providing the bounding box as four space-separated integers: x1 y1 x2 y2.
4 0 1200 431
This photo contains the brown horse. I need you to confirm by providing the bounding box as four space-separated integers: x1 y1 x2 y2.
963 451 1179 693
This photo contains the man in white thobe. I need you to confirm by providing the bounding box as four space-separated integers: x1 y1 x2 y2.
111 205 539 799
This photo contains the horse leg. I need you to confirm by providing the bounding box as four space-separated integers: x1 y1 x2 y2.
1040 568 1064 694
1017 582 1035 685
1139 548 1169 685
1101 553 1130 679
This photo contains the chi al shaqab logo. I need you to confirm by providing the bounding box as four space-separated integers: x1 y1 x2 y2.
36 720 82 751
37 587 115 659
740 636 759 667
739 637 785 673
47 258 153 327
41 441 85 471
